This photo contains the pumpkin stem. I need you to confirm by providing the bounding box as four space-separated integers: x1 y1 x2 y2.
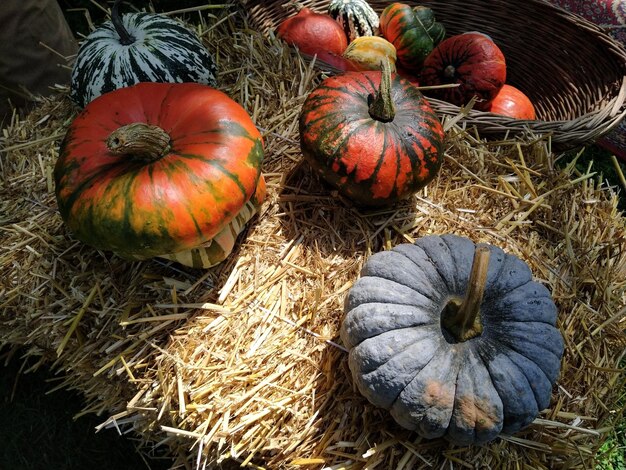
443 65 456 80
111 0 136 46
283 0 305 12
442 245 490 342
106 123 171 162
368 57 396 123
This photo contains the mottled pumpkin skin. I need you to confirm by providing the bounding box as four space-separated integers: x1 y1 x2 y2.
55 82 264 261
70 12 217 108
379 3 445 72
299 71 444 207
420 32 507 111
341 234 564 445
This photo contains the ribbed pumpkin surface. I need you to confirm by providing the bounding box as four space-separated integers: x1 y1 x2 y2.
341 234 564 445
55 82 264 261
420 32 507 111
299 70 444 206
379 3 445 71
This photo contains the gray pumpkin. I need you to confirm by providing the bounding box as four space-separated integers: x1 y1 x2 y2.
340 234 564 445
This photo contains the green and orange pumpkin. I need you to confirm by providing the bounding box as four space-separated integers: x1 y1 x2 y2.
54 82 265 268
379 2 445 72
298 61 444 207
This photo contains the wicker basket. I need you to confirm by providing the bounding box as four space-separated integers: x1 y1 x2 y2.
241 0 626 150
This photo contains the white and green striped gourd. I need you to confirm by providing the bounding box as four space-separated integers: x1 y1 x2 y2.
70 0 216 108
328 0 380 42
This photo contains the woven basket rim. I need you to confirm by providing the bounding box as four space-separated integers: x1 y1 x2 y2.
241 0 626 149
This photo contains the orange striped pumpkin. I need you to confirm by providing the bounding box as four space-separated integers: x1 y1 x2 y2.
299 62 444 207
55 82 264 267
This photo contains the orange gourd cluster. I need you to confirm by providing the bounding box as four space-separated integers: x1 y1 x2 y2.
277 1 536 119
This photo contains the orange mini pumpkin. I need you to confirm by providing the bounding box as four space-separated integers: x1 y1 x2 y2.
277 5 348 57
489 84 536 120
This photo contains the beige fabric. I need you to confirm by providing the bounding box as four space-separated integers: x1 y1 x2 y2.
0 0 78 120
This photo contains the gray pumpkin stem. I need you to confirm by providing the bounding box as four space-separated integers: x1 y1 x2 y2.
111 0 136 46
106 123 171 162
443 64 456 80
369 57 396 123
443 245 490 342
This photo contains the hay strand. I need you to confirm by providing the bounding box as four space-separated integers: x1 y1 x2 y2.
1 5 625 470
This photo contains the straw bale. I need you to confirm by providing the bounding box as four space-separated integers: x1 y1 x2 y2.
1 5 625 469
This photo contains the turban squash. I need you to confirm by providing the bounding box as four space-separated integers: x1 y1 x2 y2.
341 234 564 445
70 0 217 108
54 82 265 269
298 60 444 207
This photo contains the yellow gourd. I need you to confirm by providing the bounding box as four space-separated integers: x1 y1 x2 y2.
343 36 397 72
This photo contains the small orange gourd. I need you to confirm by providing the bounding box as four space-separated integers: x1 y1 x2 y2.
489 84 536 120
277 5 348 57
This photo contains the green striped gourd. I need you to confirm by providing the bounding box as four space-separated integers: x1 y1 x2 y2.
70 0 216 108
328 0 380 42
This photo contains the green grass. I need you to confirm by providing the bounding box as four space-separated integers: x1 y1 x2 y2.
597 419 626 470
594 359 626 470
558 144 626 211
0 349 172 470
